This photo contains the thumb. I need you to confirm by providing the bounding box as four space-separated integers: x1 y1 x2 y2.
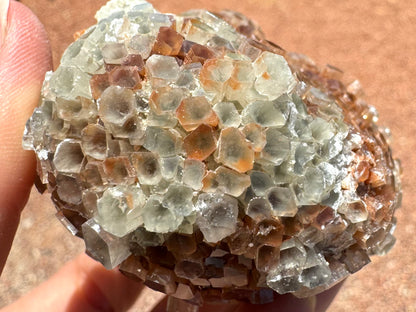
0 0 52 273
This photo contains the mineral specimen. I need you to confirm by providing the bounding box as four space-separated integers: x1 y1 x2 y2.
23 0 402 308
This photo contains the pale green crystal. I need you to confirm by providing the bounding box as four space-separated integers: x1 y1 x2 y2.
213 102 241 128
253 52 296 100
142 196 184 233
96 184 145 237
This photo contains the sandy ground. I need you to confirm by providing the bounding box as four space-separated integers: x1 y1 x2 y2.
1 0 415 311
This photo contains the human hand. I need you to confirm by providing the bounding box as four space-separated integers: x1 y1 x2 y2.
0 1 341 311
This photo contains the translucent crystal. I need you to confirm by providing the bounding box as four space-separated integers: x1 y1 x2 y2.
162 184 194 216
199 58 233 102
183 41 215 65
301 249 331 289
55 97 97 121
242 100 286 127
130 152 162 185
246 197 272 221
102 156 135 184
182 159 205 190
49 66 92 100
261 128 290 165
214 166 251 197
195 193 238 243
338 200 369 224
146 54 180 81
81 124 107 160
98 86 136 127
152 26 184 56
82 218 131 269
175 96 218 131
175 258 205 279
183 124 217 161
142 196 184 233
160 156 183 181
149 86 186 113
253 52 296 100
145 265 177 295
213 102 241 128
266 238 307 294
143 127 182 157
102 42 128 64
53 139 84 174
108 66 141 89
119 255 148 281
95 184 145 237
217 127 254 173
266 186 298 217
250 171 273 197
297 167 326 205
131 227 165 247
242 123 266 152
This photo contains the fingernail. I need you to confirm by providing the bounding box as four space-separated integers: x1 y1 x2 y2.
0 0 10 46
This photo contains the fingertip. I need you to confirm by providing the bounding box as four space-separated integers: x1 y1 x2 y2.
0 0 52 273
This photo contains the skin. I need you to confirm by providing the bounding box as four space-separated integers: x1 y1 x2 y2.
0 1 342 311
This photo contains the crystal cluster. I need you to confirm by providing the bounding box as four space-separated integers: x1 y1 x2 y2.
23 0 401 305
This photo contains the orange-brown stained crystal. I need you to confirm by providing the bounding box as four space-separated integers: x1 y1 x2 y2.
199 58 233 101
176 97 219 131
149 86 185 114
102 156 135 184
217 127 254 173
152 26 184 56
183 42 216 65
183 124 217 161
90 73 110 100
108 66 142 90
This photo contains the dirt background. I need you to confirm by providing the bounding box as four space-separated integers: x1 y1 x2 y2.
1 0 415 311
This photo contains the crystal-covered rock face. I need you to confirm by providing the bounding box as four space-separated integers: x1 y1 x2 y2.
23 0 402 306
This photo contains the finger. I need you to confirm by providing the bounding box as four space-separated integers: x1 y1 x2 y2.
198 294 315 312
152 281 343 312
2 253 143 312
0 0 52 273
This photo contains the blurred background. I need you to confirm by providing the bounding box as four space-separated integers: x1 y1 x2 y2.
1 0 415 311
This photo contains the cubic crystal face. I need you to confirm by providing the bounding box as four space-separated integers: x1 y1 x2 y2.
23 0 401 306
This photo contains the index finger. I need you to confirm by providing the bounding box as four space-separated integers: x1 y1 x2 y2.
0 0 52 274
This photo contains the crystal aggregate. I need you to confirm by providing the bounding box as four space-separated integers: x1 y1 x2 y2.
23 0 401 306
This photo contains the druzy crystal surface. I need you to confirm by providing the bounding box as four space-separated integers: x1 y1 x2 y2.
23 0 401 305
